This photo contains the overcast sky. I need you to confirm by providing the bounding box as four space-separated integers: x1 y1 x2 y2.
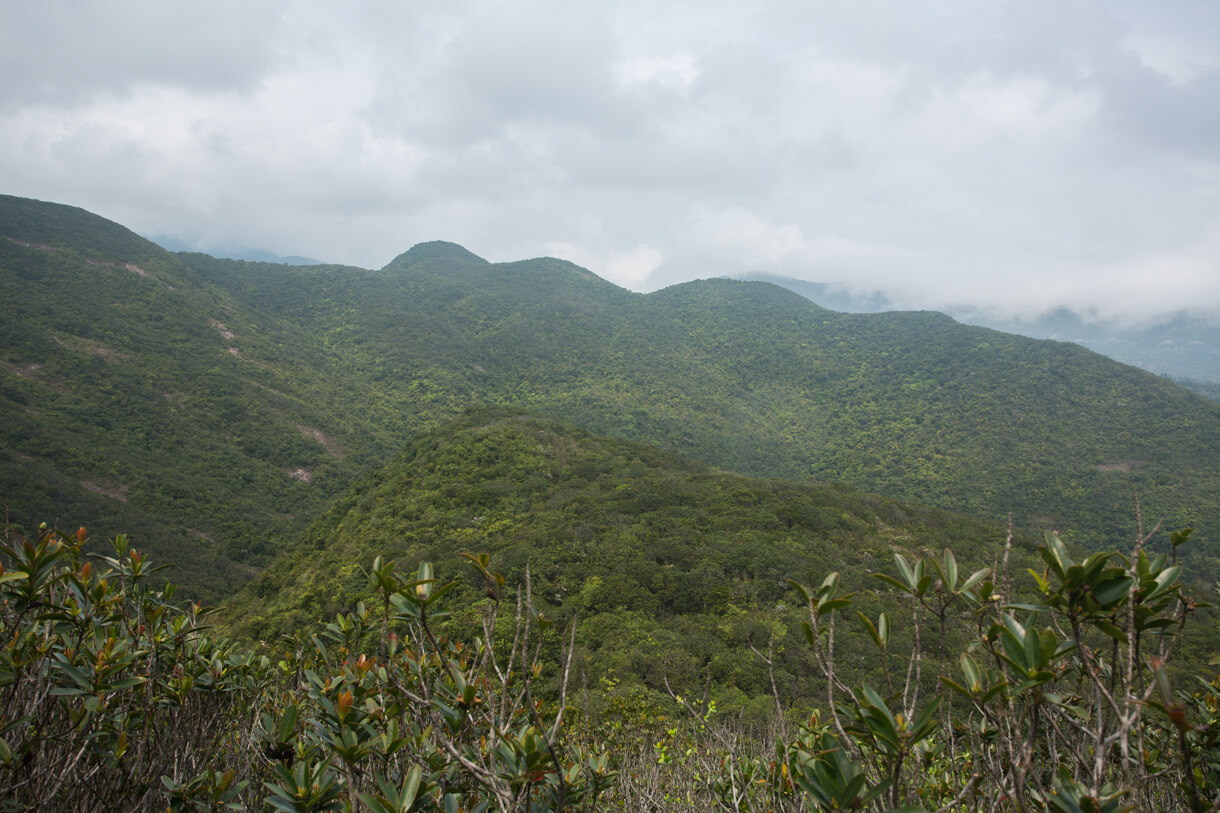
3 1 1219 322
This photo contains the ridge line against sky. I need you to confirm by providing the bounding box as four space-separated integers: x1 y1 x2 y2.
3 1 1219 322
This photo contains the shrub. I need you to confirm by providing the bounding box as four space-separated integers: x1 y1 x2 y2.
0 525 611 811
2 518 1216 811
683 523 1220 811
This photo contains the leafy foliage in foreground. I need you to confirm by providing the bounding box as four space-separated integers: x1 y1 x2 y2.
3 518 1219 811
779 527 1219 812
0 523 613 812
615 527 1220 812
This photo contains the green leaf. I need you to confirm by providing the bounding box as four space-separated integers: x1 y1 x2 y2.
857 611 883 649
816 598 853 615
1146 566 1182 601
277 705 300 743
1170 527 1193 548
401 764 423 808
894 554 915 590
787 579 813 603
981 680 1009 703
1090 619 1128 644
960 653 981 693
1022 625 1041 671
909 696 941 742
872 573 911 593
959 567 991 594
939 676 974 700
1026 568 1051 593
103 676 144 692
1041 532 1071 580
860 775 894 806
1001 614 1027 640
53 661 93 690
1090 576 1133 608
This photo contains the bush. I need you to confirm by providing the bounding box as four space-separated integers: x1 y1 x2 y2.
681 523 1220 811
2 518 1217 811
0 525 610 811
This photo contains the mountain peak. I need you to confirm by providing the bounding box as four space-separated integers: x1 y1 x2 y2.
383 241 488 270
0 194 163 262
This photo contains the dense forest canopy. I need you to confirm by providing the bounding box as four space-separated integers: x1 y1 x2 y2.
2 195 1218 602
224 410 1037 704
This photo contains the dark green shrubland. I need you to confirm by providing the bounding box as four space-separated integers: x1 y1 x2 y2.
2 515 1218 811
0 524 611 811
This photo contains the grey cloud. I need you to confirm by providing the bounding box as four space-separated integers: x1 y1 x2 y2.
1096 64 1220 158
0 0 289 108
2 1 1219 322
363 1 620 149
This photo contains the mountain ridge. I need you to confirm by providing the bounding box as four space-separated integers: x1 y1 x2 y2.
738 270 1220 384
3 193 1219 600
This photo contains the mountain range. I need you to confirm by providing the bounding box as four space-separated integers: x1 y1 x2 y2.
2 193 1219 604
738 272 1220 387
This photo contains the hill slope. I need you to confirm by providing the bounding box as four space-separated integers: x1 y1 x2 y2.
190 244 1220 560
0 196 386 596
225 410 1030 716
739 271 1220 384
3 194 1220 598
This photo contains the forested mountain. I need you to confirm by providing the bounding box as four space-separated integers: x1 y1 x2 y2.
3 193 1220 600
740 270 1220 385
225 410 1037 716
0 196 381 596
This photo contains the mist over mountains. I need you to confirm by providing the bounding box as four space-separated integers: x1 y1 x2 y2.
738 272 1220 386
146 233 323 266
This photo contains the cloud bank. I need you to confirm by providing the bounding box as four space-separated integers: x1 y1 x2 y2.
3 0 1219 321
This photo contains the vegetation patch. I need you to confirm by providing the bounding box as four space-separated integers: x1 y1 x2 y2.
3 518 1216 811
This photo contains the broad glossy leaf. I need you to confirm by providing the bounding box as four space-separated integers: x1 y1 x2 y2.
1090 619 1128 644
943 549 958 591
1090 576 1133 608
894 554 915 590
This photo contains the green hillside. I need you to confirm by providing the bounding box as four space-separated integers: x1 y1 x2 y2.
226 410 1036 716
0 196 385 597
3 194 1220 600
190 239 1220 563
